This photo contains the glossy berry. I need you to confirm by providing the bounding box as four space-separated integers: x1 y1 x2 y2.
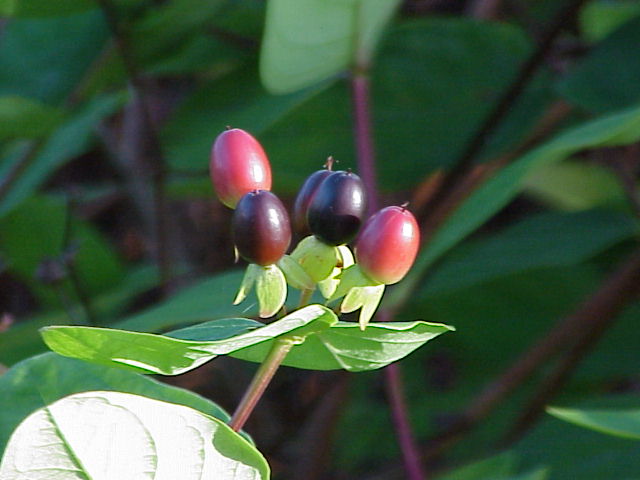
356 205 420 284
232 190 291 266
292 168 333 236
307 170 366 246
210 128 272 208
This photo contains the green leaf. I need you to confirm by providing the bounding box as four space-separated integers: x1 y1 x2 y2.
318 244 354 298
421 210 639 298
258 19 549 193
0 96 66 140
277 254 315 290
232 320 453 372
0 391 270 479
161 65 329 172
341 284 385 330
523 161 626 211
389 104 640 308
0 11 109 104
41 305 338 375
558 16 640 113
0 195 125 308
547 406 640 440
0 352 233 452
290 235 339 283
260 0 400 93
234 263 261 305
579 0 640 42
0 0 95 17
0 94 125 216
329 264 380 302
255 264 287 318
115 270 248 332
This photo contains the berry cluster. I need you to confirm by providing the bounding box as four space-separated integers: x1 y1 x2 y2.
210 128 419 329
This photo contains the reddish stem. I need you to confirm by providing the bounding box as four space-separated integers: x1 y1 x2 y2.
351 70 426 480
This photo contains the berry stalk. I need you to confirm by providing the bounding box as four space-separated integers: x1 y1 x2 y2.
229 338 295 432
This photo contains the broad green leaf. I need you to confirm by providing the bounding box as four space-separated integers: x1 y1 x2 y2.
421 210 638 298
516 395 640 479
547 406 640 440
0 11 109 104
579 0 640 42
231 320 453 372
558 16 640 113
162 65 329 172
0 265 158 366
523 161 626 211
115 269 249 332
41 305 338 375
260 0 400 93
0 352 233 452
0 391 270 479
0 195 124 308
0 96 66 140
389 104 640 309
435 452 547 480
0 94 125 216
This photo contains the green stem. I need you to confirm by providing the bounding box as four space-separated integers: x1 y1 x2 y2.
298 288 314 308
229 338 294 432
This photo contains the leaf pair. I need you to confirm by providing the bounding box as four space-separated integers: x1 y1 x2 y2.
41 304 453 374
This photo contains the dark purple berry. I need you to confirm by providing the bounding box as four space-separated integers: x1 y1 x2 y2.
307 170 366 246
293 168 333 236
232 190 291 266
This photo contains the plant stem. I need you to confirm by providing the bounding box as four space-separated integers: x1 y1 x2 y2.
351 71 379 215
95 0 171 293
299 288 315 308
229 338 295 432
351 69 425 480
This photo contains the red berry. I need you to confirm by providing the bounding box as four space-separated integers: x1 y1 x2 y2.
356 206 420 284
210 128 272 208
232 190 291 266
292 168 333 236
307 171 366 246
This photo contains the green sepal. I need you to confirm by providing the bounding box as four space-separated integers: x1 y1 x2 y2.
255 264 287 318
328 264 381 303
233 263 261 305
341 284 385 330
290 235 339 282
318 245 354 298
277 254 315 290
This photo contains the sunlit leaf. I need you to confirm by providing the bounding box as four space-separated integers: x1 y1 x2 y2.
0 391 270 479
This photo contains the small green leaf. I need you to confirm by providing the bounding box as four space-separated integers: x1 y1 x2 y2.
318 245 355 298
277 254 315 290
290 235 339 282
579 1 640 43
41 305 337 375
341 284 385 330
547 406 640 440
329 264 381 302
255 264 287 318
0 391 270 479
234 263 261 305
